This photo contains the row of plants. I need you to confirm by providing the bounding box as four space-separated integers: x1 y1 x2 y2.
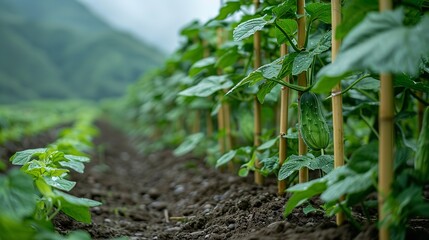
0 107 100 240
0 100 96 144
117 0 428 239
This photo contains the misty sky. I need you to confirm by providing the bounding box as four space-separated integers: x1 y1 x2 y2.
77 0 221 53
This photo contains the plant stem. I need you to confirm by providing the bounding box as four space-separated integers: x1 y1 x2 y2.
325 74 371 100
297 0 308 183
254 0 264 185
274 21 301 52
360 110 380 139
378 1 394 240
338 201 362 231
278 44 289 196
268 78 310 92
331 0 345 225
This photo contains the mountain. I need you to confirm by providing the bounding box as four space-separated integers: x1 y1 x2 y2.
0 0 164 103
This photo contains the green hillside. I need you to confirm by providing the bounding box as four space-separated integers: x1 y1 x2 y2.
0 0 164 103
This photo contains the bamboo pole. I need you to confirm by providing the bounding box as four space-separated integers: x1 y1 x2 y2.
206 111 213 137
378 1 393 240
297 0 308 183
278 44 290 196
192 111 201 133
331 0 345 225
253 0 264 185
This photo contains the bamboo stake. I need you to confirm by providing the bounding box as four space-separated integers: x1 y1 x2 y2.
378 1 393 240
278 44 290 196
206 111 213 137
192 111 201 133
331 0 345 225
253 0 264 185
297 0 308 183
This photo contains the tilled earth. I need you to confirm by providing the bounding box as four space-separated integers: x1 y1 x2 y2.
2 121 429 240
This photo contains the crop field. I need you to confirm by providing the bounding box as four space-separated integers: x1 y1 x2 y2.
1 0 429 240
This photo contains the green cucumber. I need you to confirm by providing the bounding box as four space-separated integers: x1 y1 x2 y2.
299 92 330 151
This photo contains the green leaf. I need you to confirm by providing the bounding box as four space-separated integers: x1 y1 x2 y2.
260 156 279 176
284 180 327 216
173 133 205 156
216 1 241 20
216 150 237 168
233 15 273 41
216 47 240 69
275 19 297 44
309 155 334 174
179 75 233 97
189 57 216 77
320 168 375 202
59 160 85 174
55 190 101 223
257 81 278 104
354 77 380 90
257 136 279 150
272 0 296 19
292 52 313 75
238 167 249 177
227 57 283 94
0 170 37 219
10 148 47 165
336 0 378 39
308 31 331 55
64 155 90 163
278 154 313 180
349 142 379 173
303 204 318 215
44 176 76 192
394 75 429 93
317 9 429 92
306 3 331 24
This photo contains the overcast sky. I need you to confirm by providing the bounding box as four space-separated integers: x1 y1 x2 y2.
77 0 221 53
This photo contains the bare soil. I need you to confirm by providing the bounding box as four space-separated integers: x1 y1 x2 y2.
2 121 429 240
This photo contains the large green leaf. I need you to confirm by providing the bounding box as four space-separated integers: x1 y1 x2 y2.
284 180 327 216
59 160 85 173
278 155 313 180
227 57 283 94
257 81 278 103
275 19 297 44
55 190 101 223
257 136 279 150
179 75 232 97
336 0 378 39
216 150 237 168
173 133 205 156
215 1 241 20
309 155 334 174
272 0 296 19
306 3 331 24
233 15 273 41
64 155 90 163
292 52 313 75
0 170 37 219
44 176 76 192
10 148 46 165
320 168 375 202
216 47 240 69
315 9 429 93
188 57 216 77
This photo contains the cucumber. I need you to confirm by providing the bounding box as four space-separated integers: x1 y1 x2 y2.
415 107 429 181
299 92 330 151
